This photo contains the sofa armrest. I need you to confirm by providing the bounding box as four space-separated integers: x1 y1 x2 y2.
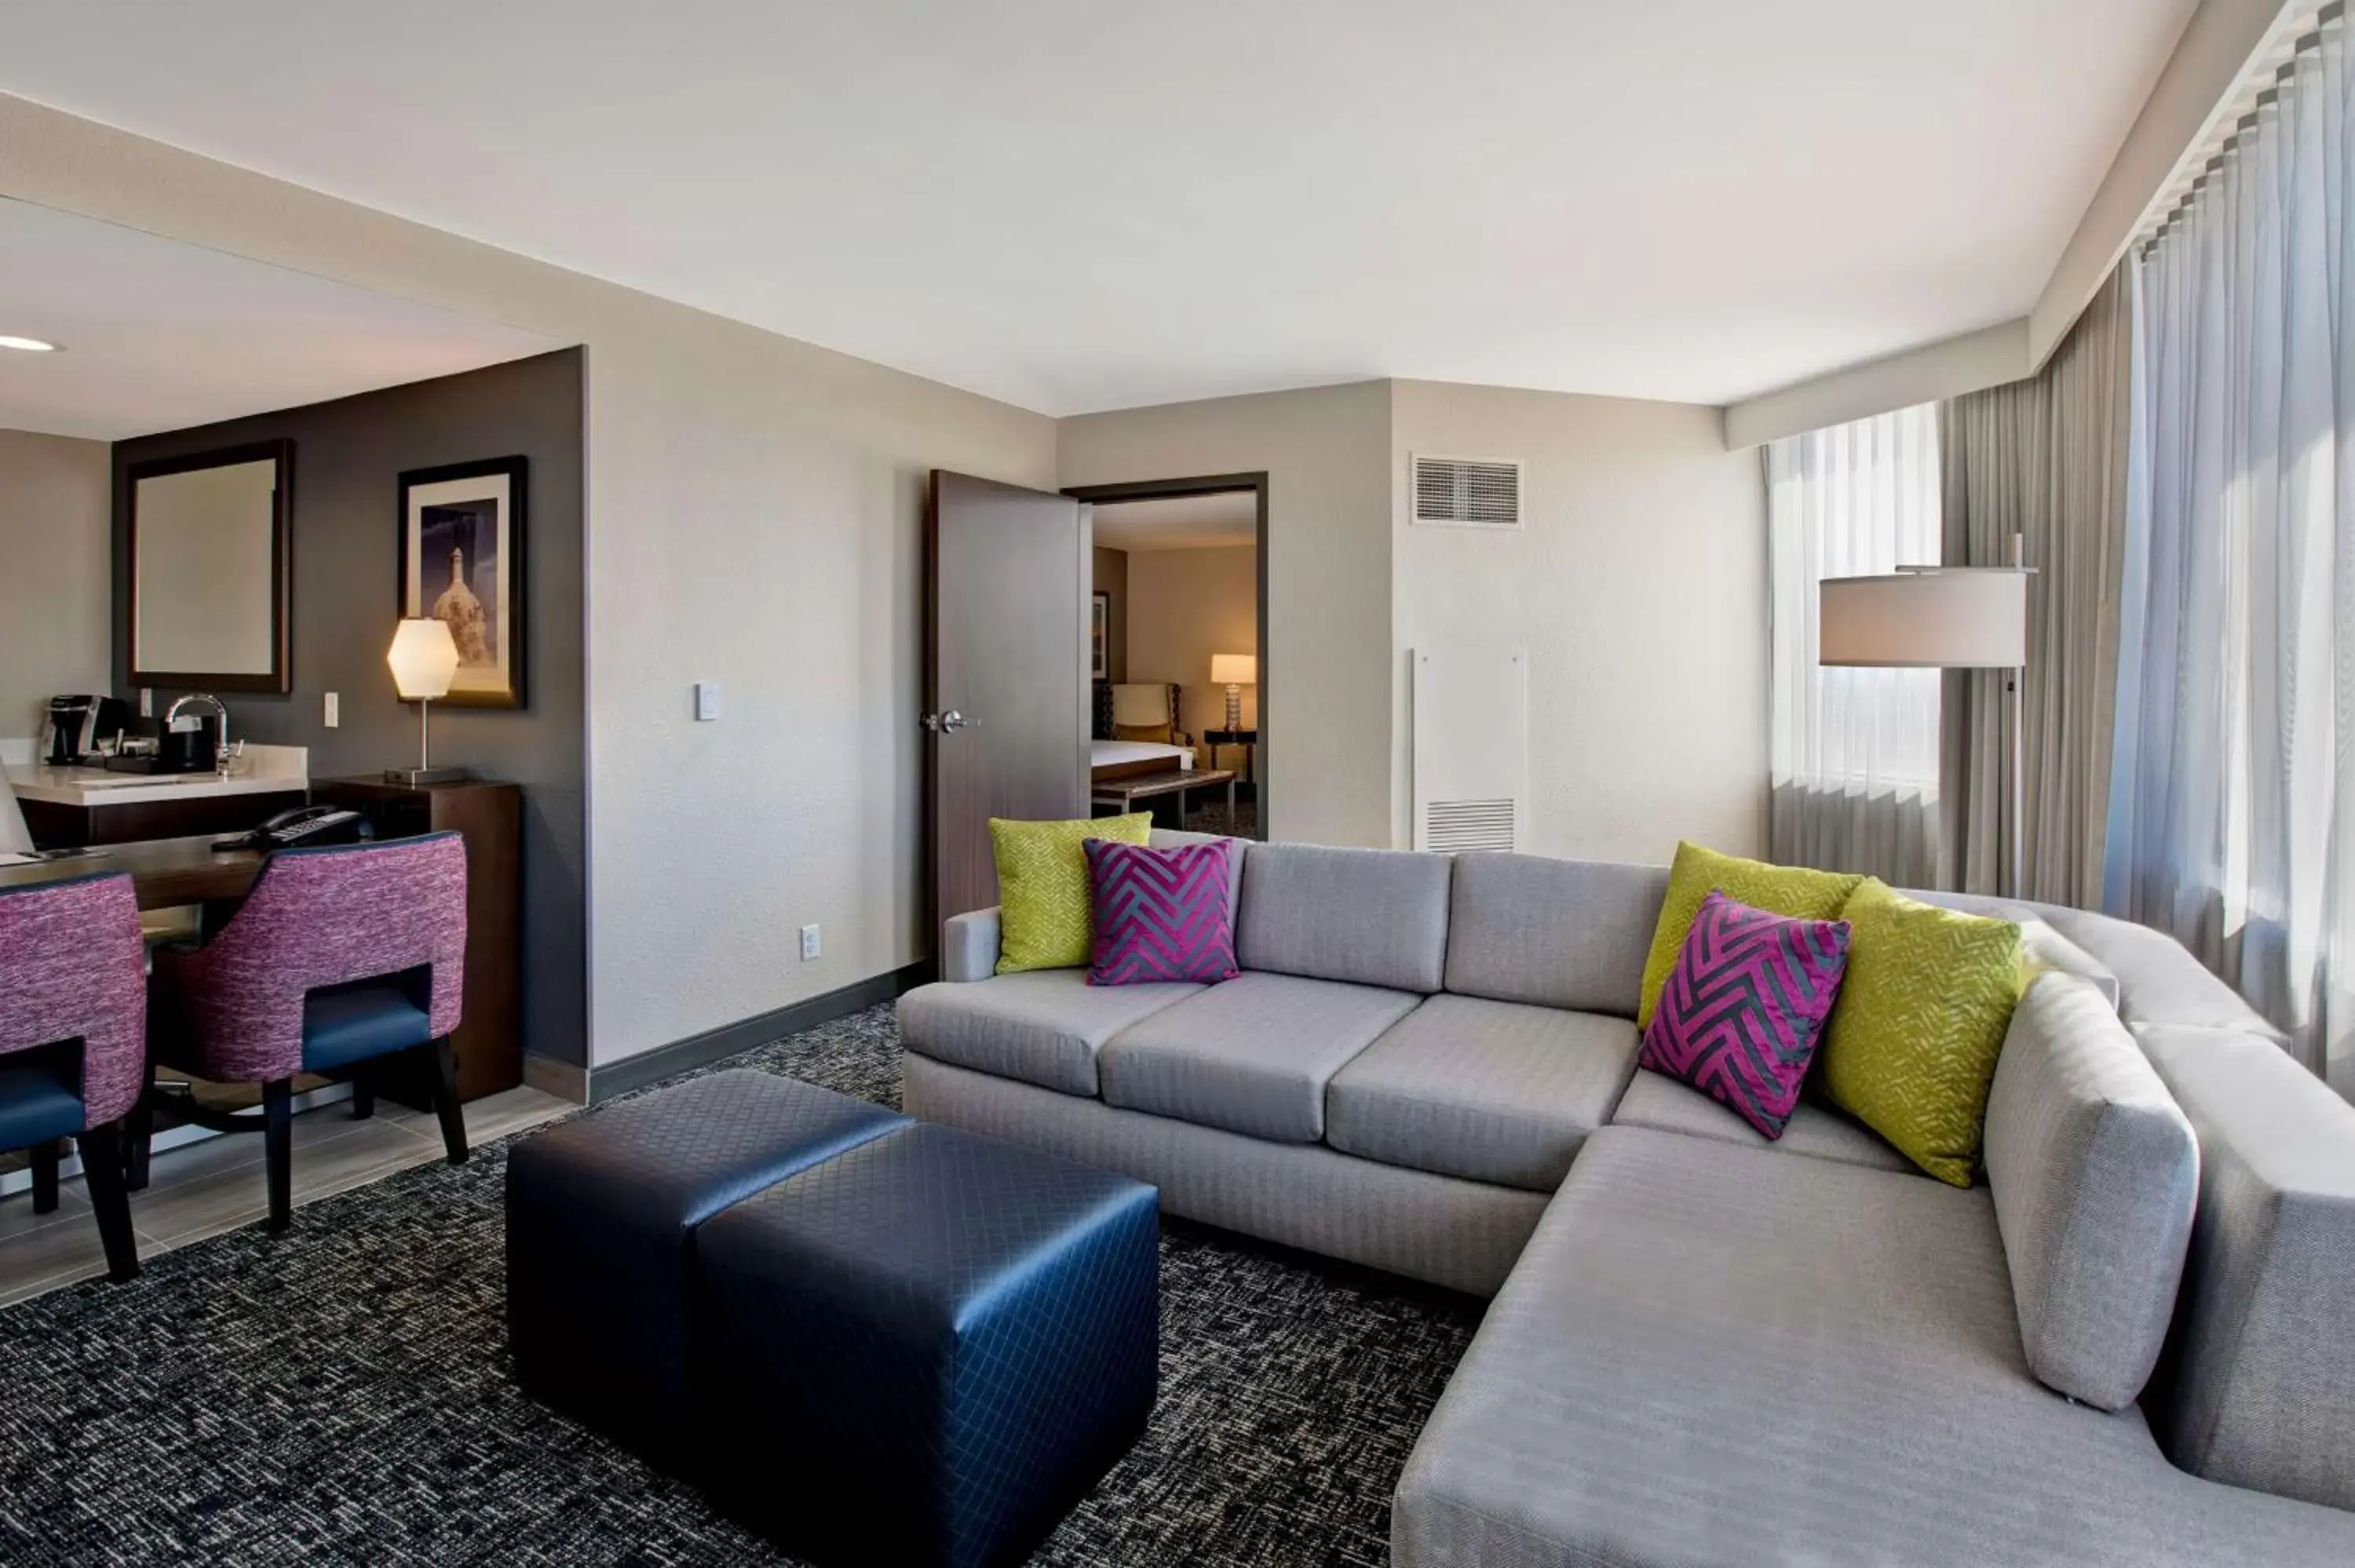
942 906 1002 983
2136 1025 2355 1509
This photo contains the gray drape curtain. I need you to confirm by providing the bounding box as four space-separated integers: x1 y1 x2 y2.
1937 269 2132 903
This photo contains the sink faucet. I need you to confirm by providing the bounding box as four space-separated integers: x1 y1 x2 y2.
163 692 228 771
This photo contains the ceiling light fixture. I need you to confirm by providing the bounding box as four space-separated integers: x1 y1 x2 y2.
0 335 60 352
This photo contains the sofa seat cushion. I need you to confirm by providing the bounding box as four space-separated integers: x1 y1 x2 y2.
896 970 1202 1098
1610 1070 1913 1175
1392 1127 2355 1568
1098 971 1422 1143
1325 996 1640 1191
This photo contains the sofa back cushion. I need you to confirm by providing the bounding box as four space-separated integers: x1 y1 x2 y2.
2134 1024 2355 1510
1983 973 2198 1412
1236 843 1451 993
1444 853 1667 1017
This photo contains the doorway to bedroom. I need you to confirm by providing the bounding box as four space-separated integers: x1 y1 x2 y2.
1069 473 1266 841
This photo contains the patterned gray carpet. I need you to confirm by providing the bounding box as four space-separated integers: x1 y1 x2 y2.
0 1005 1479 1566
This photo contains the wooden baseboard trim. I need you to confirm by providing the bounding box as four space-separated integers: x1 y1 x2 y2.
587 961 933 1104
521 1053 590 1105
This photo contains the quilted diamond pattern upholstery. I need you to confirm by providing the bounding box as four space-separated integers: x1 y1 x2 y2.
505 1069 907 1459
693 1121 1159 1568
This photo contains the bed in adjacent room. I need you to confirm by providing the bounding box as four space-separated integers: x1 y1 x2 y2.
1090 738 1195 782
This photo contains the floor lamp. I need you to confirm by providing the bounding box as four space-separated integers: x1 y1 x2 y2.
1819 564 2032 897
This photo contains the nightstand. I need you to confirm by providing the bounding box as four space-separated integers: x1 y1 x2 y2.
1203 729 1258 785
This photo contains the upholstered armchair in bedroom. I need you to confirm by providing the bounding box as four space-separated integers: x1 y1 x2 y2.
1104 681 1194 754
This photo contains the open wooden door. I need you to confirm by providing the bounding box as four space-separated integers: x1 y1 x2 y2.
926 470 1090 932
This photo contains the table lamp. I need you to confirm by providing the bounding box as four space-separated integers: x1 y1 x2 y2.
1211 653 1256 732
385 618 468 785
1818 564 2030 894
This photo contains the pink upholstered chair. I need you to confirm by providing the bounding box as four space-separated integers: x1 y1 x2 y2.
144 832 469 1232
0 871 145 1281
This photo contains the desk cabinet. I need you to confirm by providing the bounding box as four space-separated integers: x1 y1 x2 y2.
312 778 521 1102
21 789 305 851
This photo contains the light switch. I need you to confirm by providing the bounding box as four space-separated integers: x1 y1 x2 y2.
695 682 722 722
323 691 340 728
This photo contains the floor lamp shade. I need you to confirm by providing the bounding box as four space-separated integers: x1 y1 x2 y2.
1818 567 2031 896
1819 569 2027 669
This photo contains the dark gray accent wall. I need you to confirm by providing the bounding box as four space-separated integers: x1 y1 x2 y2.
112 348 586 1067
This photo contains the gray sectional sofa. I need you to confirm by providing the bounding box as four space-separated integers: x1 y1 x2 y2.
896 833 2355 1566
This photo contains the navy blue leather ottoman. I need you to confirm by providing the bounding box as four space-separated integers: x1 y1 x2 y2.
506 1068 907 1459
692 1121 1160 1568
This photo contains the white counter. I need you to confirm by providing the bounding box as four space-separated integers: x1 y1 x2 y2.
4 744 309 808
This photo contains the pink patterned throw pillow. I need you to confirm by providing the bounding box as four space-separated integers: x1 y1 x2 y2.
1083 838 1238 986
1639 888 1852 1138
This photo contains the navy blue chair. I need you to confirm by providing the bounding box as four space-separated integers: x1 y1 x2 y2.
141 833 469 1232
0 872 145 1282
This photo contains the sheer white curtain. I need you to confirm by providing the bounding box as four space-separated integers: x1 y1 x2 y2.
1767 404 1944 884
2106 10 2355 1096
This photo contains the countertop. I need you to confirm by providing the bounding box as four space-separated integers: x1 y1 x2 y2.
5 744 309 808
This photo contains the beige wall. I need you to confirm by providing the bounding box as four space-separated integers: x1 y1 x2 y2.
1392 380 1767 862
1058 381 1392 848
0 428 111 738
1090 544 1128 684
1125 545 1258 753
0 94 1057 1067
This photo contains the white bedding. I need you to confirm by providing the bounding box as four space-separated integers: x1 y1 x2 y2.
1091 739 1193 774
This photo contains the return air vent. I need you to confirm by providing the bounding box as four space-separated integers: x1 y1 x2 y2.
1412 454 1521 528
1411 648 1528 855
1420 799 1518 854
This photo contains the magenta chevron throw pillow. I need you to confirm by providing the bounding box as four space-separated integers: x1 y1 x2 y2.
1639 888 1852 1138
1083 838 1238 986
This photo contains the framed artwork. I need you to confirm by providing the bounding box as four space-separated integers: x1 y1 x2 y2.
1091 591 1111 680
400 455 528 708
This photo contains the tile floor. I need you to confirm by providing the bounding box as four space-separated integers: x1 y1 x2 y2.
0 1085 572 1307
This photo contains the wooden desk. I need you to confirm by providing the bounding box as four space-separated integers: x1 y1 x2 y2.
0 834 265 909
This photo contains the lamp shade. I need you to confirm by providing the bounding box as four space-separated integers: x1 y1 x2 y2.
387 617 462 699
1819 569 2028 669
1211 653 1257 686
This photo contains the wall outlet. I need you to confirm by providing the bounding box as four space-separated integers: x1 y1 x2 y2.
695 681 722 722
799 924 822 962
137 687 153 718
323 691 340 728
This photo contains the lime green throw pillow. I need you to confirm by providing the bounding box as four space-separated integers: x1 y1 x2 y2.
1821 878 2025 1187
1637 842 1864 1030
991 814 1153 974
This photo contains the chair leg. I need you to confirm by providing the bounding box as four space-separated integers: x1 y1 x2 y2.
126 1059 159 1192
78 1123 140 1282
30 1139 60 1215
263 1078 294 1234
350 1067 375 1121
427 1037 469 1165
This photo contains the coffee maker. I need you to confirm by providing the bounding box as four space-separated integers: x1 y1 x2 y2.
44 695 130 766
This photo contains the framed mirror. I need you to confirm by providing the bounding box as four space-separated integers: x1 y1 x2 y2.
127 439 293 693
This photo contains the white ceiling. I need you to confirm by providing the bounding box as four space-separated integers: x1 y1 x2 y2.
1094 492 1259 552
0 199 564 440
0 1 2196 415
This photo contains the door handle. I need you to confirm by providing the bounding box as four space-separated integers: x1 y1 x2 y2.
922 709 975 734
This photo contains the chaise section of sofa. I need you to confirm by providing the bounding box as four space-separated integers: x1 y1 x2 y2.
1392 1125 2355 1568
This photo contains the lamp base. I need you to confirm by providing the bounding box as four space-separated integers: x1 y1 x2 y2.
383 765 469 786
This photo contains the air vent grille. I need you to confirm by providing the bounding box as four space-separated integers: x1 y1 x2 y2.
1413 455 1521 527
1421 798 1517 855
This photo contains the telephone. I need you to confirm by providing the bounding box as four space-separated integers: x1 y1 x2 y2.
212 805 373 853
